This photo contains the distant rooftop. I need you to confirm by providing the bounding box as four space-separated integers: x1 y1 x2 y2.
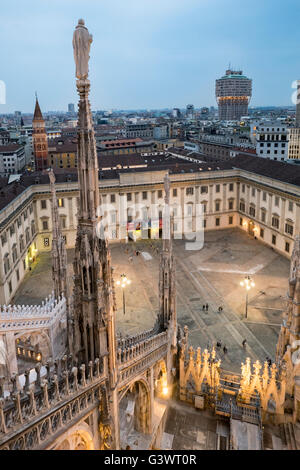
218 69 251 80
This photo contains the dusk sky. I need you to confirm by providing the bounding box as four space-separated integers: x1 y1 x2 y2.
1 0 300 113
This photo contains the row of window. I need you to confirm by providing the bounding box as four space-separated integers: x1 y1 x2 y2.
109 198 236 222
240 188 293 211
239 217 291 253
260 142 286 148
93 186 293 210
6 259 28 295
1 206 34 246
41 216 66 231
3 226 35 275
239 202 294 236
259 128 285 132
259 150 286 156
41 198 64 209
108 184 236 204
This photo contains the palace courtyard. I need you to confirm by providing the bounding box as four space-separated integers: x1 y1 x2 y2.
12 228 290 373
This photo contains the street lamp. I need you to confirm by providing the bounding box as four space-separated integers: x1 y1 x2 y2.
240 275 255 319
116 274 131 315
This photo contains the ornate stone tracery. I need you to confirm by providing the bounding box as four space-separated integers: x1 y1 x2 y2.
238 358 286 419
179 341 221 402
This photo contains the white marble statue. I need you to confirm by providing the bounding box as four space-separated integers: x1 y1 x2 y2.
48 168 56 185
73 19 93 80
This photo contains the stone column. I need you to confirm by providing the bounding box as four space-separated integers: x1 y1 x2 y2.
194 185 200 232
2 332 18 376
280 198 286 233
222 183 227 212
68 198 74 229
180 187 185 238
119 193 127 241
150 366 154 432
256 189 261 223
246 185 250 214
267 194 273 227
209 184 213 213
236 182 240 212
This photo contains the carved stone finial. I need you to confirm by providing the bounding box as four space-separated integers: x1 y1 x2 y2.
253 360 262 376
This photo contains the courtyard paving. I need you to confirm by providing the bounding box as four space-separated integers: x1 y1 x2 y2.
12 228 290 373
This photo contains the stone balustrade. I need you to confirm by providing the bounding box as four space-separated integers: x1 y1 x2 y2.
118 342 168 387
117 326 159 350
117 331 168 366
0 293 66 332
0 354 105 444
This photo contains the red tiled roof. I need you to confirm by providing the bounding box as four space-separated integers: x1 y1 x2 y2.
0 144 23 152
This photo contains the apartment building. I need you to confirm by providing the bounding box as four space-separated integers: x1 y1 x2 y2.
124 123 154 139
255 122 288 161
0 144 26 175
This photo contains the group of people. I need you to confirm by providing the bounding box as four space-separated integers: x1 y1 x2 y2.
265 356 272 367
215 339 248 357
124 247 141 263
216 341 228 356
202 304 224 314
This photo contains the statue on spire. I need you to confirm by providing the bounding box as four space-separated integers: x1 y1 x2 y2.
48 169 67 299
72 19 93 80
163 173 171 245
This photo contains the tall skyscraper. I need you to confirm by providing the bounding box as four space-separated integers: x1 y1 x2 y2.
216 69 252 121
186 104 194 119
32 97 48 171
68 103 75 113
172 108 181 118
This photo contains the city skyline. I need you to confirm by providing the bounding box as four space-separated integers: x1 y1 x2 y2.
1 0 300 113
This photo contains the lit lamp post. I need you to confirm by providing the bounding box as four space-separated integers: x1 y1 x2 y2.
240 275 255 319
116 274 131 315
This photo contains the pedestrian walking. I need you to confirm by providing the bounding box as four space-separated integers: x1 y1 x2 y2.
202 305 205 311
223 345 227 355
242 339 247 349
217 341 222 349
268 358 272 367
206 303 209 311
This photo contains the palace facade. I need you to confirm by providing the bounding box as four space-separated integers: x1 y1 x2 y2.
0 158 300 304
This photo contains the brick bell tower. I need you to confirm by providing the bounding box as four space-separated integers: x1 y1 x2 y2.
32 95 48 171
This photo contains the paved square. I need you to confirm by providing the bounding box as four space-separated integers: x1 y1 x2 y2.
12 228 290 373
